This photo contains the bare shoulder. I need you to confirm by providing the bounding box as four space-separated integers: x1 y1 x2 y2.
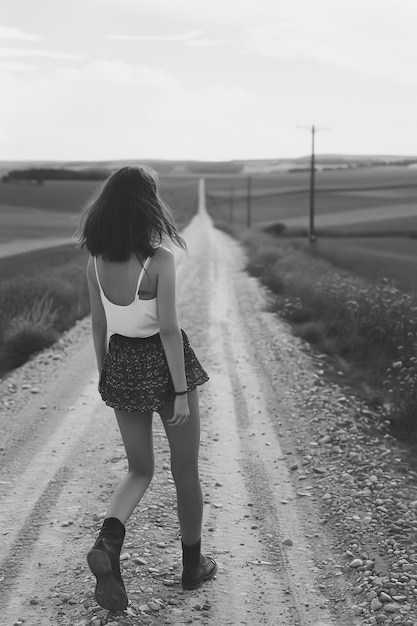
154 245 173 257
153 246 174 268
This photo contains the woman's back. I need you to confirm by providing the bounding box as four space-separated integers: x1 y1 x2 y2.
95 253 158 305
93 248 172 338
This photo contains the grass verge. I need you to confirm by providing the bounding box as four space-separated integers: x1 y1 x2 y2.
0 245 90 375
215 220 417 442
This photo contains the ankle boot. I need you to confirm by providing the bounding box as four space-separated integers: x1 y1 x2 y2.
87 517 128 611
181 539 218 590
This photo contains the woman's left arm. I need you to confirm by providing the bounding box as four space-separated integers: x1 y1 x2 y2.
86 256 108 374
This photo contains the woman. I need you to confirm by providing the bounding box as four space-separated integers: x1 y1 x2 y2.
78 165 217 612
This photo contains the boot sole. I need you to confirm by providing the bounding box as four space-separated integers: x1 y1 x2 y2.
182 559 218 590
87 548 128 612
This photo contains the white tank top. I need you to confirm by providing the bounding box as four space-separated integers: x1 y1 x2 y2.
94 255 160 339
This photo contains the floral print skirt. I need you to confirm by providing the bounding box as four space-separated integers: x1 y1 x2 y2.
99 329 209 413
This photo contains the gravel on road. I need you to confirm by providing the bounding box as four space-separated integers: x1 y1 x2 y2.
1 208 417 626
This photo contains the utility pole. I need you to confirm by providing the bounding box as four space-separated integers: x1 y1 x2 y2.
297 124 330 243
309 125 316 242
246 175 252 228
229 187 234 224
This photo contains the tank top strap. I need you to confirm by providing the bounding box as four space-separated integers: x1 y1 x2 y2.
135 256 151 297
94 256 104 293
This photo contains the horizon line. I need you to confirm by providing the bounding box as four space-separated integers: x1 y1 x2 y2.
1 153 417 164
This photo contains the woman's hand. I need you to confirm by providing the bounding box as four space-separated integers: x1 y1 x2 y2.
166 395 190 427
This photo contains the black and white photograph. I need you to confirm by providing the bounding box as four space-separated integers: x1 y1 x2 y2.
1 1 417 624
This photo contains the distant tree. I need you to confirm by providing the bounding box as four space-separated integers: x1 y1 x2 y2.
263 222 286 236
5 168 109 182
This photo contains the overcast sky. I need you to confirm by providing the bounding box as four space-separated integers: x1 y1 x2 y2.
1 0 416 161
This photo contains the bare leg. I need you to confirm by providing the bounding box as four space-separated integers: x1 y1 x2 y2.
157 388 203 546
105 409 154 525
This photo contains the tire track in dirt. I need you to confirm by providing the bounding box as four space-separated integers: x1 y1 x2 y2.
0 373 101 595
1 466 73 590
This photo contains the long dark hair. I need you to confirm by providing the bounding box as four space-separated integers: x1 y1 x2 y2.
77 165 186 261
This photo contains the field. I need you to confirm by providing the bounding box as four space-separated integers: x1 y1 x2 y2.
205 165 417 293
0 176 200 244
205 165 417 228
300 237 417 294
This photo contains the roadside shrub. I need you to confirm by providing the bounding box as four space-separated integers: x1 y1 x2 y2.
262 264 286 294
263 222 286 236
213 221 240 238
238 230 417 441
0 248 90 375
245 245 282 272
293 321 326 345
280 298 313 323
0 327 58 372
4 294 57 337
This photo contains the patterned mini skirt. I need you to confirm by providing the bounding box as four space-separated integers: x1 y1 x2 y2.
98 329 209 413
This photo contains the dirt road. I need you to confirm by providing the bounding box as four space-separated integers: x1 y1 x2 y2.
2 185 417 625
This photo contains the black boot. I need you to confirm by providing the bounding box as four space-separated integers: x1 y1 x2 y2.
181 539 218 590
87 517 128 611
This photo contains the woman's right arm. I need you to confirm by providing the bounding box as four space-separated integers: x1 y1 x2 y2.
86 256 108 374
